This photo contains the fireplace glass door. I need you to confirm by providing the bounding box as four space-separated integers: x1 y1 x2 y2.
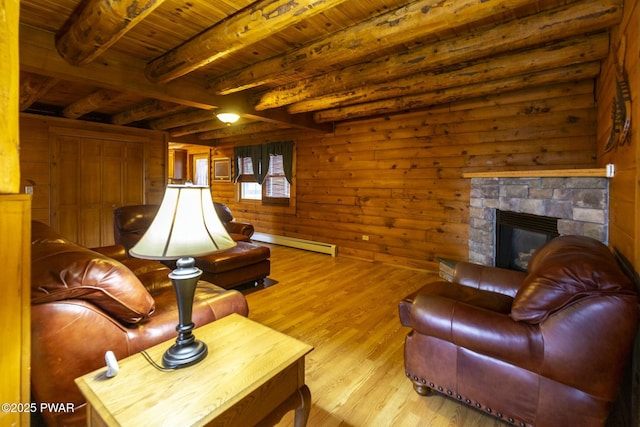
495 210 559 272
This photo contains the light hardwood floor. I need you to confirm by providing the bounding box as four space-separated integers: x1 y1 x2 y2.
244 244 507 427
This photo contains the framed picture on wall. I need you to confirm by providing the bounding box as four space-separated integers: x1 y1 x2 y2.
213 157 232 182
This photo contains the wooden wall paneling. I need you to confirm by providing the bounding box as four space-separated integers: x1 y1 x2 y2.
222 81 599 270
124 142 145 205
53 135 81 242
144 135 168 205
79 139 104 247
172 149 187 180
20 115 166 233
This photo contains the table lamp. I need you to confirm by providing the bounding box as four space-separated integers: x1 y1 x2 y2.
130 183 236 368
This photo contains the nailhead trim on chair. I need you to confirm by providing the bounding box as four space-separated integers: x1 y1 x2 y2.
405 372 531 427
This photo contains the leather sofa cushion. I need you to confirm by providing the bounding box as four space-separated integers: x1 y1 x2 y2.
195 242 270 273
511 235 634 323
32 237 156 324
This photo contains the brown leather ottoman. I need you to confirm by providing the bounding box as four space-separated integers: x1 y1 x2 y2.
194 241 270 290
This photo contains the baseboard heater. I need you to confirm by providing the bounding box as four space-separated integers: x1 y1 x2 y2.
252 232 337 257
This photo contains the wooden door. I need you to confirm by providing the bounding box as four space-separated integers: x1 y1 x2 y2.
52 134 144 247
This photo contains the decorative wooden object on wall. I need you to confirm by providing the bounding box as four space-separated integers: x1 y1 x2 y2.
213 157 231 182
605 40 632 153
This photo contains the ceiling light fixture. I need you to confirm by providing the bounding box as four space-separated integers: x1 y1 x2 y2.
216 111 240 125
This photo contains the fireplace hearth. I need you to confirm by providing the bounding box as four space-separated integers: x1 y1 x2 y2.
495 210 559 271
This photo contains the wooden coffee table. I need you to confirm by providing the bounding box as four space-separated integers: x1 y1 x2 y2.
75 314 313 426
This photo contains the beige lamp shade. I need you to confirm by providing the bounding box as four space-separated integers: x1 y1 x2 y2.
130 184 236 260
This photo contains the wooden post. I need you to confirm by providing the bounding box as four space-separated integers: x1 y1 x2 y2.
0 3 31 427
0 0 20 194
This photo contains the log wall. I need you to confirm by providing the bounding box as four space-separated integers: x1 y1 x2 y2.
597 0 640 270
213 81 598 271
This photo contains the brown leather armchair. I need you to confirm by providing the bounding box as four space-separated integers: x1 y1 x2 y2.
399 236 638 427
113 203 253 251
30 221 249 426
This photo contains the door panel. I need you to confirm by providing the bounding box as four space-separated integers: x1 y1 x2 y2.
53 134 144 247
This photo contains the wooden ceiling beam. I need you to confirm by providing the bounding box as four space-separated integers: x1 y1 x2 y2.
169 119 230 138
198 122 288 141
149 109 216 130
55 0 167 66
314 62 602 122
208 0 567 95
242 107 333 133
19 73 59 111
21 24 219 109
20 25 328 132
62 89 123 119
288 33 609 114
111 100 189 125
256 0 622 111
144 0 350 84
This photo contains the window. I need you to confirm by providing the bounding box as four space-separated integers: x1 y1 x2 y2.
238 155 290 205
234 141 294 207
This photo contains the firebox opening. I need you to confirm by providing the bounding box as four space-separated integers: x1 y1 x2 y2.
496 210 559 272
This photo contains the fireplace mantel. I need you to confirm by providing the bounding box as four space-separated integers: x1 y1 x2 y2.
463 166 613 179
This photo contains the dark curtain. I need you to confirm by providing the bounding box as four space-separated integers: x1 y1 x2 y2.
234 141 293 185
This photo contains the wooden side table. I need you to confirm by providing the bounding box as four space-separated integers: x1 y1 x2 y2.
75 314 313 426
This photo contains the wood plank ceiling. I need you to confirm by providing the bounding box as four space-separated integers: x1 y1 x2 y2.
18 0 622 143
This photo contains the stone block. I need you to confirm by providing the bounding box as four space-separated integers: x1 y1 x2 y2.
480 185 500 199
469 251 492 266
483 198 500 209
552 188 573 201
501 185 528 198
470 218 493 232
469 228 493 245
520 199 545 215
573 189 607 210
541 178 567 189
529 188 554 199
573 207 605 224
468 206 485 219
545 200 572 219
500 199 521 211
470 197 483 208
567 177 607 189
557 219 582 235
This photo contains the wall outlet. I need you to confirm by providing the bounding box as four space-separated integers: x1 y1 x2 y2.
25 186 34 195
362 235 369 241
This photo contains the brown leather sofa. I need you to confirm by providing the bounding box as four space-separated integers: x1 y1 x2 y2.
399 235 639 427
113 203 270 289
30 221 249 426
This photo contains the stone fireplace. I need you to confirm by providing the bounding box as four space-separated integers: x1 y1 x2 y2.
468 175 609 267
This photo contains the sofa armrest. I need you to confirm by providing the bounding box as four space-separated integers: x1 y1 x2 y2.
453 261 525 298
226 221 255 238
411 292 542 371
90 244 128 261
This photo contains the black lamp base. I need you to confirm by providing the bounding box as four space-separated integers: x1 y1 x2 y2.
162 339 208 369
163 256 209 369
